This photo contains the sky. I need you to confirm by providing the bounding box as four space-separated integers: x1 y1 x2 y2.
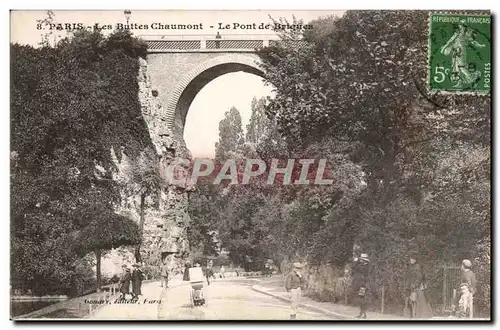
184 73 275 158
10 10 345 158
10 10 344 44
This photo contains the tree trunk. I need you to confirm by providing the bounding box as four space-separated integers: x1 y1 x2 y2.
96 248 101 292
135 193 146 263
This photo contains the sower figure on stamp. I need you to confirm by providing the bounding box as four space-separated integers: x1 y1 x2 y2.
440 24 485 89
119 264 132 299
351 253 370 319
284 262 305 320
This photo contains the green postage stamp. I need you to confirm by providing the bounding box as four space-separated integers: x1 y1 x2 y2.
428 13 491 94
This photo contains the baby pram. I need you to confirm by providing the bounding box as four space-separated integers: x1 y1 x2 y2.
188 267 206 306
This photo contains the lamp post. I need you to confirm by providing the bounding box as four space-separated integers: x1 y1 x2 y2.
124 10 131 26
215 32 221 49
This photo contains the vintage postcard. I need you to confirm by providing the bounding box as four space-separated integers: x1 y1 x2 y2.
10 9 491 321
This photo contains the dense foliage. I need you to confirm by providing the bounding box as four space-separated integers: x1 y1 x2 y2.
11 29 150 296
188 10 490 316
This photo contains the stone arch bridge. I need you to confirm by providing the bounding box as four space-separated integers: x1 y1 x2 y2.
135 34 304 265
140 34 285 142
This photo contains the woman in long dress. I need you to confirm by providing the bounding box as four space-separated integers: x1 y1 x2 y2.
182 262 191 281
405 255 433 319
131 263 144 298
119 265 132 299
351 253 370 319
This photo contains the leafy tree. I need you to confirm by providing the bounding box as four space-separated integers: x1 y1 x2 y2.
246 97 268 144
215 107 245 161
189 98 289 269
185 10 490 314
254 10 490 312
245 97 288 160
73 209 141 291
187 175 224 257
216 186 267 270
11 29 151 295
36 10 59 47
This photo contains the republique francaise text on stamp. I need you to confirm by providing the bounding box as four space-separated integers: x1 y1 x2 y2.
428 13 491 94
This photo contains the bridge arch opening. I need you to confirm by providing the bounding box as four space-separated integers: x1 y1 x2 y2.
165 54 266 146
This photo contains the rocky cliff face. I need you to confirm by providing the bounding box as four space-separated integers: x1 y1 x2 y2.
99 58 192 279
137 56 193 268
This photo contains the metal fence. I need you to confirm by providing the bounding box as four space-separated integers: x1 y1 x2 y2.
441 263 462 313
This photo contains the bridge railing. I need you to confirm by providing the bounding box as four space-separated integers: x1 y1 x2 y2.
138 34 306 52
138 34 281 41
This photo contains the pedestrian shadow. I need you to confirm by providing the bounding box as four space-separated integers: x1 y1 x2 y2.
179 303 209 309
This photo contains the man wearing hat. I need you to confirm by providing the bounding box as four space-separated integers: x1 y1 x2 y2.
284 262 305 320
160 259 169 289
351 253 370 319
452 259 477 317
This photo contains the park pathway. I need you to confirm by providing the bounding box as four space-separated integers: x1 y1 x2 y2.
90 278 331 320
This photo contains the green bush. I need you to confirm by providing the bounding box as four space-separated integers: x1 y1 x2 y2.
11 29 152 296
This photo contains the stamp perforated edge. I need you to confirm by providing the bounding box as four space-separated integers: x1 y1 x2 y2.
426 10 492 96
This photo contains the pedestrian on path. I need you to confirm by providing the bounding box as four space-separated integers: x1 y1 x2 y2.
131 263 144 299
160 260 169 288
351 253 370 319
456 283 473 318
284 262 305 320
204 266 214 286
220 265 226 278
183 262 191 282
460 259 477 295
119 265 132 299
452 259 477 317
404 254 433 318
